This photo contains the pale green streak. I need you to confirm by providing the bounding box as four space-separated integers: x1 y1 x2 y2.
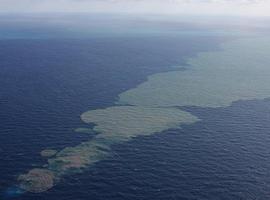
119 37 270 108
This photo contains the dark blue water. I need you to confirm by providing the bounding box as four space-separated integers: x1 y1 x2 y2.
0 36 228 199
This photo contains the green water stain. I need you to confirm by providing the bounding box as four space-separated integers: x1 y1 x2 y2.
119 37 270 108
81 106 198 142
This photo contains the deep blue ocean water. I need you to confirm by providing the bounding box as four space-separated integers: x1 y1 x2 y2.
1 21 270 199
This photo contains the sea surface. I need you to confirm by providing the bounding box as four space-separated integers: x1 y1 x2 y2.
1 15 270 200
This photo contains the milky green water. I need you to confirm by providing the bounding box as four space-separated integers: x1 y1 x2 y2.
119 37 270 108
81 106 197 142
18 36 270 193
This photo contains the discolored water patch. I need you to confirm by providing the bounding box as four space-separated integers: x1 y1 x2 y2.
81 106 198 142
119 37 270 108
18 169 55 193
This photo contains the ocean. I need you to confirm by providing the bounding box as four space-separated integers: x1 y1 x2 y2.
1 15 270 200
